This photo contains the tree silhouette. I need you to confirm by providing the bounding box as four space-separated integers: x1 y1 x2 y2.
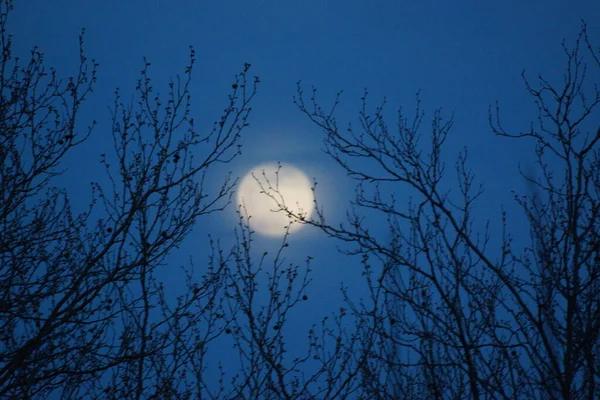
0 2 354 398
2 0 599 396
0 0 260 396
285 22 600 399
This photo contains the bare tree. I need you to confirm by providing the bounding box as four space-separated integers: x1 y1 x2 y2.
283 22 600 399
0 0 259 396
3 0 599 397
0 1 367 398
213 184 367 399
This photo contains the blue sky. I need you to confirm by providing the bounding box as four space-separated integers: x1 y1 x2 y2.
10 0 600 391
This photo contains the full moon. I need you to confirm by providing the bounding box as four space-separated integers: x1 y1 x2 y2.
237 163 314 237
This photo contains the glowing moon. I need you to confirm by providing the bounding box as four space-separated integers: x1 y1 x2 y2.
237 163 313 237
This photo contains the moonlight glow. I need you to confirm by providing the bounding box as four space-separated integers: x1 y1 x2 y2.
237 163 313 237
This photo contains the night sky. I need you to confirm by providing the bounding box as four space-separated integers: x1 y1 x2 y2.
10 0 600 393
